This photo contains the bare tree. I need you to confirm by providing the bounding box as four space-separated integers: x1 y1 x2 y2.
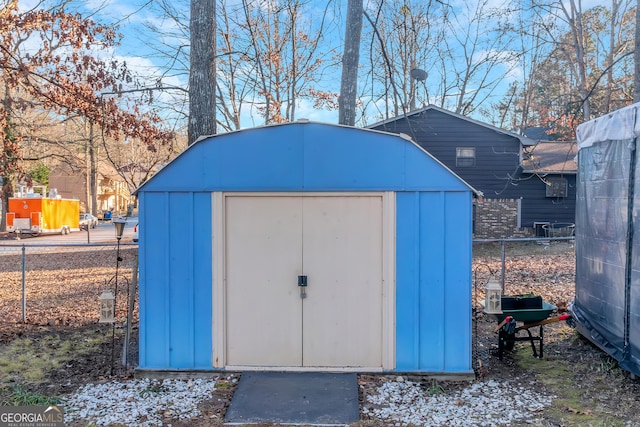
566 1 590 120
635 0 640 102
481 5 553 133
440 2 519 116
0 1 174 229
361 0 439 120
339 0 363 126
529 0 632 122
512 1 635 138
215 2 246 132
189 0 216 144
238 0 337 125
102 131 186 193
149 0 338 130
359 0 519 124
604 0 622 111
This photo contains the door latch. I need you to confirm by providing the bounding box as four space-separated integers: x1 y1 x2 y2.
298 275 307 299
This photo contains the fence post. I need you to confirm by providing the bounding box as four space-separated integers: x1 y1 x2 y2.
21 244 26 323
122 253 138 367
500 239 506 292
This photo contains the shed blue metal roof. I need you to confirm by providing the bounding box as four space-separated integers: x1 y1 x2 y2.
137 121 476 194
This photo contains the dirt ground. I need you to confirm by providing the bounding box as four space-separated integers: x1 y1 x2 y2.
1 240 639 426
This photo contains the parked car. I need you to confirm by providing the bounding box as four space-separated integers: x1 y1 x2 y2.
132 223 138 242
79 213 98 229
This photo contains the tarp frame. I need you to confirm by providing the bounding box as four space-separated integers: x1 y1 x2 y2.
574 103 640 377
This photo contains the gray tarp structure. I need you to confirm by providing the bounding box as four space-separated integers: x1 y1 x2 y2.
573 102 640 376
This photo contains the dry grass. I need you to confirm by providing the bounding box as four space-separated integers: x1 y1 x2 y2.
0 246 137 331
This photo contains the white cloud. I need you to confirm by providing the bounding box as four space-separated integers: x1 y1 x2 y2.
293 98 338 124
235 97 338 130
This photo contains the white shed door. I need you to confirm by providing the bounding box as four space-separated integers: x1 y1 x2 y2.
224 195 383 368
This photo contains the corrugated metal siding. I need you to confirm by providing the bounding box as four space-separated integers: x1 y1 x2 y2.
395 191 472 372
138 123 473 373
442 191 473 370
139 191 212 370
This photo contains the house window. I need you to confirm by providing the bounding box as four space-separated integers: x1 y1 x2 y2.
456 147 476 167
546 176 568 198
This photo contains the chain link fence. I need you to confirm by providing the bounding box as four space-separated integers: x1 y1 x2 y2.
0 243 138 328
471 236 576 373
1 237 573 324
2 237 574 377
472 236 576 299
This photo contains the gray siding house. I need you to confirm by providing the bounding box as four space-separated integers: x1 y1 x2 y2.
368 105 576 238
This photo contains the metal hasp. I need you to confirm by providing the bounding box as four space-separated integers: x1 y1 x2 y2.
298 275 308 299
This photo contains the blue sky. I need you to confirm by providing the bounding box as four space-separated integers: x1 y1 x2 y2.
17 0 608 130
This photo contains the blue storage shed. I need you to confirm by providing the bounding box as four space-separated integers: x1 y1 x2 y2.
136 121 477 375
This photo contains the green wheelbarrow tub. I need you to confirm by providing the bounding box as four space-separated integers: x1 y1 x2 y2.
483 300 557 323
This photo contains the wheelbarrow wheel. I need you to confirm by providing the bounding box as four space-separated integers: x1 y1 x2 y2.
500 331 515 351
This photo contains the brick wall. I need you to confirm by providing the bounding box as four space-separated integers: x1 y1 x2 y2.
474 198 533 239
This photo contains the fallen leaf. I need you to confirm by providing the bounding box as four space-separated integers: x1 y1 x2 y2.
564 406 593 415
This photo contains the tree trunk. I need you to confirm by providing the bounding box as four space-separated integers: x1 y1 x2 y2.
0 177 9 232
566 0 590 121
89 122 98 215
338 0 363 126
1 85 15 233
604 0 620 112
635 0 640 102
188 0 216 145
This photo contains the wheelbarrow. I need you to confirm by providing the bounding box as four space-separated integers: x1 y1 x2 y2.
483 296 569 359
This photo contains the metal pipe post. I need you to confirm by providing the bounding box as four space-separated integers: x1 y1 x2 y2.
111 239 121 376
500 239 506 291
21 245 26 323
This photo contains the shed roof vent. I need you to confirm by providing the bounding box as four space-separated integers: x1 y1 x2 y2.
399 133 414 142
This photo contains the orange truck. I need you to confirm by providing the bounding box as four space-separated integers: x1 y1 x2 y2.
6 197 80 236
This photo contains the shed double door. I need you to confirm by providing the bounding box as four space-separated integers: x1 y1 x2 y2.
224 194 383 368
